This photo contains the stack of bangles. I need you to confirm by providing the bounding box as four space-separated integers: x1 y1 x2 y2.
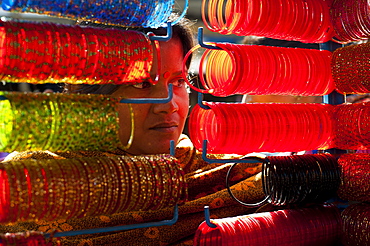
201 0 333 43
0 154 187 223
0 231 52 246
263 154 340 206
1 0 174 28
330 0 370 43
189 102 334 154
331 43 370 94
0 92 128 152
337 153 370 202
332 102 370 150
193 204 341 246
226 154 340 207
341 203 370 246
0 20 154 84
183 43 334 97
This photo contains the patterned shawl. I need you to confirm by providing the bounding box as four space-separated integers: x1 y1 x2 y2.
0 135 264 245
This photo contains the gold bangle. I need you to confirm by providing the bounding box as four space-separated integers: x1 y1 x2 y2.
119 103 134 151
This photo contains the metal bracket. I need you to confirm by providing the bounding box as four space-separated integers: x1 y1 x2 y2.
120 84 173 104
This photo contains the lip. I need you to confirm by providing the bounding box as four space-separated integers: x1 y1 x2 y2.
149 122 179 133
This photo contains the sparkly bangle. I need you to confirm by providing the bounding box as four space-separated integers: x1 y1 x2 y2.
0 20 154 85
65 159 84 218
341 202 370 245
143 0 174 28
0 167 11 222
332 102 370 150
0 231 51 245
53 158 69 220
331 0 370 43
0 163 14 223
134 157 146 210
107 158 120 213
109 158 121 213
11 160 25 222
332 43 370 94
74 158 100 217
1 0 174 28
152 155 166 210
93 158 110 215
25 160 45 220
0 92 121 152
337 153 370 202
119 157 131 212
159 156 172 209
99 157 112 215
127 156 140 211
41 160 58 221
140 156 153 210
0 155 187 223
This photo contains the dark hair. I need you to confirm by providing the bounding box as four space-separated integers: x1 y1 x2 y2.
65 14 195 94
347 93 370 103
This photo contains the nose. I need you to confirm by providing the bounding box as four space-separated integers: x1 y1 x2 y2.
152 83 179 114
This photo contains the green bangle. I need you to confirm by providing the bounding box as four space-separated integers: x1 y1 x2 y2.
0 92 121 152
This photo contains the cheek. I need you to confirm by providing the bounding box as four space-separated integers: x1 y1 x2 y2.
117 103 131 121
177 93 190 121
117 104 149 135
116 104 131 143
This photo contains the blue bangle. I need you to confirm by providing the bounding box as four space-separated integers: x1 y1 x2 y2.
145 0 174 28
2 0 175 28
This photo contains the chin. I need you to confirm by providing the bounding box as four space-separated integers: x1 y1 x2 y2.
127 143 173 155
148 144 173 155
126 133 181 155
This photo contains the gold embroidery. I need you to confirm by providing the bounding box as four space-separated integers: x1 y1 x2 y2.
99 215 111 223
36 219 73 233
210 198 224 208
131 213 144 223
77 239 94 246
144 227 160 239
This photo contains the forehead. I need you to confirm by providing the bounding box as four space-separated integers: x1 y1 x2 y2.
158 37 184 68
159 36 183 52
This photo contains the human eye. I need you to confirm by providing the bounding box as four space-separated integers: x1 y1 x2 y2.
170 77 186 88
132 81 152 89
